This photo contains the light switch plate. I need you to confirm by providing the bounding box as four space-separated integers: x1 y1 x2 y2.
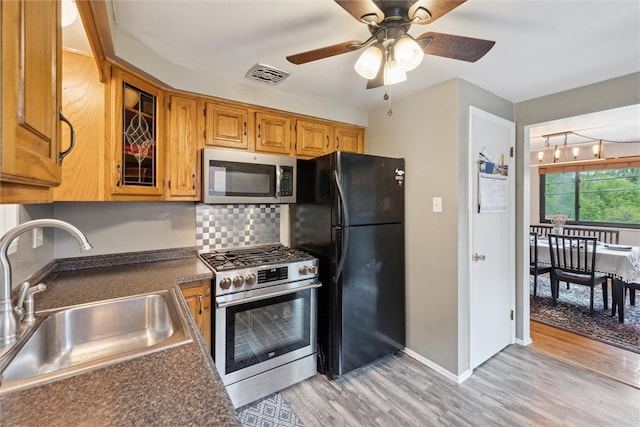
432 197 442 213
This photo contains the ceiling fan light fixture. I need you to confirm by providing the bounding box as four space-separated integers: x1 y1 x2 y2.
393 35 424 71
61 0 78 27
383 59 407 85
354 44 383 79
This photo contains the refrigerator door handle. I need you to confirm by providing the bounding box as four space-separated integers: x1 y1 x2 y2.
333 170 349 282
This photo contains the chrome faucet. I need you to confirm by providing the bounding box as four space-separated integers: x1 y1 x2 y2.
0 219 92 350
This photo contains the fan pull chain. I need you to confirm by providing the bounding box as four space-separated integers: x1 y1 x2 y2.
384 86 392 116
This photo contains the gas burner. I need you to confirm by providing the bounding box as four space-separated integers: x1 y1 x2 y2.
200 244 313 271
199 244 319 296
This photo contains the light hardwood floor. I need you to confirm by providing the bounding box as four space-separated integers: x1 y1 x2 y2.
530 320 640 389
282 345 640 426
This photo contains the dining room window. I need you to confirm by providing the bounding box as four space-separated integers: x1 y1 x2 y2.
540 167 640 228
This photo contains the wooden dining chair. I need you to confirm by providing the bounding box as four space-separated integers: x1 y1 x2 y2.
530 224 553 237
547 234 609 314
562 226 620 244
530 232 552 296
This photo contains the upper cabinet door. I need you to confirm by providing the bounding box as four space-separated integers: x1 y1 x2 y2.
295 119 333 158
255 111 292 155
1 0 61 202
204 102 250 150
335 125 364 153
166 95 200 200
109 68 164 198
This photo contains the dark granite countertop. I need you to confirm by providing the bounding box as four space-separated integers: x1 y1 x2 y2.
0 249 241 426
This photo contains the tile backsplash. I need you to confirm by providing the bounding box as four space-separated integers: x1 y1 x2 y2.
195 204 280 252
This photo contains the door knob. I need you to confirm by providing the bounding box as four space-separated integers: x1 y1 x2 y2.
473 253 486 261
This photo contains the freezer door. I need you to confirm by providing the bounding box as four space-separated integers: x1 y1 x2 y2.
332 222 405 377
334 152 405 226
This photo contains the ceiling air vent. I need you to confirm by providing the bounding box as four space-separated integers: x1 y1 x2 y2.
245 64 289 85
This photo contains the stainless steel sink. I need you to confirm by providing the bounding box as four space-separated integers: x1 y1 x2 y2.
0 290 192 393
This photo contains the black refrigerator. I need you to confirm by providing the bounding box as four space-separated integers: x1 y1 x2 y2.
291 151 405 378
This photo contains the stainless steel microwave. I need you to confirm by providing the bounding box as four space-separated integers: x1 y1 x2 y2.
202 148 296 204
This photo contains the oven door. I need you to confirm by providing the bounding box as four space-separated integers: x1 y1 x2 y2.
214 279 320 386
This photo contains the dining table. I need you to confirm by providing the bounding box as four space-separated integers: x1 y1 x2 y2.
533 236 640 323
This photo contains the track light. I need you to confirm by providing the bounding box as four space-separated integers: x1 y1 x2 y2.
536 131 610 165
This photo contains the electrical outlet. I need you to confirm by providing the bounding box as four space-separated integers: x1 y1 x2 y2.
432 197 442 213
32 228 43 248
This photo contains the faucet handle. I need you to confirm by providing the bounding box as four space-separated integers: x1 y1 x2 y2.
23 283 46 324
14 281 31 321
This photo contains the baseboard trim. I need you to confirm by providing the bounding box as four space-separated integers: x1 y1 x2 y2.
402 347 471 384
517 336 532 346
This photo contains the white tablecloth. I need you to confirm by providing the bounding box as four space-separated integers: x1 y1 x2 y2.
533 238 640 283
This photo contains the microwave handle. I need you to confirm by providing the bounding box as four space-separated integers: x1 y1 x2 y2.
275 165 282 199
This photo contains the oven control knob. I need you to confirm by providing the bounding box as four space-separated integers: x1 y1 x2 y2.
308 265 317 274
299 266 308 275
219 278 232 290
245 273 256 286
233 276 244 287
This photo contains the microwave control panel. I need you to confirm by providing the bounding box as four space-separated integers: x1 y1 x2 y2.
280 166 294 197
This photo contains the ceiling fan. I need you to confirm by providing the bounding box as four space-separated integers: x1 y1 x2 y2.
286 0 495 89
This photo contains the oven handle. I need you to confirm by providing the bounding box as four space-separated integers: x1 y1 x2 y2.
216 281 322 308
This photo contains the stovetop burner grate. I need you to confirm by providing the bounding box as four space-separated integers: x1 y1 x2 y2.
200 244 314 271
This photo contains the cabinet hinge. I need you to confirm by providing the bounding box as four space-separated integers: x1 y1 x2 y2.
510 147 514 157
510 310 514 320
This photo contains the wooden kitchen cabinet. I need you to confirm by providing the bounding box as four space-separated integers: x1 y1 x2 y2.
295 119 334 158
166 94 200 200
53 50 106 201
255 111 292 155
335 125 365 153
107 68 164 199
181 281 211 351
1 0 61 204
204 101 251 150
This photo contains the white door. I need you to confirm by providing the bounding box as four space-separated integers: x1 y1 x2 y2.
469 106 515 369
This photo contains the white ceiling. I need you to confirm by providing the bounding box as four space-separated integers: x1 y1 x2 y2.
63 0 640 147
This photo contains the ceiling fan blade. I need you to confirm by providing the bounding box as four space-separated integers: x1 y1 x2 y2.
409 0 467 24
286 41 362 65
366 63 385 89
334 0 384 24
417 32 495 62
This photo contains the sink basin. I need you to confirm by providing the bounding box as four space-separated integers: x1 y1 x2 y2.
0 290 192 393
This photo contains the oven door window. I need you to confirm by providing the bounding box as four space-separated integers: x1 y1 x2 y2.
209 160 275 197
225 289 311 374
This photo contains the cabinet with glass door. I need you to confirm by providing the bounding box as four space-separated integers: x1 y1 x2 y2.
109 68 164 198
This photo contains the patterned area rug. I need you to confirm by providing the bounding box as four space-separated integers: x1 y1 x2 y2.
530 276 640 354
237 393 305 427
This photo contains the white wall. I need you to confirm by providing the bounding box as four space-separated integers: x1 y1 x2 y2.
52 202 196 258
365 78 513 376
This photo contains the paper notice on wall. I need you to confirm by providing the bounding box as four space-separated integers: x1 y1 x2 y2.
478 172 508 213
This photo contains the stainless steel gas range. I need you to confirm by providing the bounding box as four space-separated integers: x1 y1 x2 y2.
199 244 320 408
